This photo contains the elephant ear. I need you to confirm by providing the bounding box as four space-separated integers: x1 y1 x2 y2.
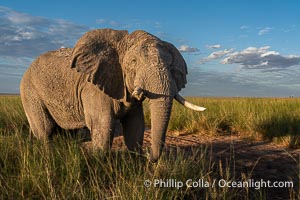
71 29 128 100
163 41 188 92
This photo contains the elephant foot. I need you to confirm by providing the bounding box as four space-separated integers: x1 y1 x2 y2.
81 140 113 154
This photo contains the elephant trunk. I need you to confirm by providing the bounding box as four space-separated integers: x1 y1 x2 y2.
149 97 173 163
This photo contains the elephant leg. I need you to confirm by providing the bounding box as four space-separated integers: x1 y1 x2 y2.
21 90 56 141
92 117 115 150
81 88 117 151
121 105 145 153
84 110 115 151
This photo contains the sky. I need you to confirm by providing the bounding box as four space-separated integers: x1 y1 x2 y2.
1 0 300 97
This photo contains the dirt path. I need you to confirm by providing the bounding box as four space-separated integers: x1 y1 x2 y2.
112 130 300 199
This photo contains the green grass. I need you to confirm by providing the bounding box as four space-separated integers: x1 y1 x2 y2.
1 134 259 199
0 96 299 199
145 97 300 147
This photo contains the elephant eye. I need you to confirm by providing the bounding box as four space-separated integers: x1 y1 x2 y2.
131 59 137 66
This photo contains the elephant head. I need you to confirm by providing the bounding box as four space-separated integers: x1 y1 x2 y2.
71 29 205 162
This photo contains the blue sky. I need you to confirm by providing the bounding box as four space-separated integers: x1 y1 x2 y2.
1 1 300 96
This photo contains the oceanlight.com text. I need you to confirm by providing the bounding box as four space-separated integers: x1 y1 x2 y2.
144 179 294 190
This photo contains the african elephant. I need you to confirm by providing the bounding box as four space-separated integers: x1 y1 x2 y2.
20 29 205 162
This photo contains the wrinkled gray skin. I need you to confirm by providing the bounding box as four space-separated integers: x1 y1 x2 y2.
20 29 189 162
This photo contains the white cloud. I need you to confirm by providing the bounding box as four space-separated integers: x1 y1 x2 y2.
0 6 88 57
0 5 89 91
109 20 119 26
96 18 119 26
221 46 300 70
240 25 249 30
281 24 296 33
199 46 300 70
199 49 233 64
183 67 300 97
258 27 272 35
0 6 46 25
206 44 221 49
96 19 106 24
178 45 200 53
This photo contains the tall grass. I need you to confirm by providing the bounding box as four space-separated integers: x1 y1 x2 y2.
0 96 28 134
145 97 300 147
1 133 264 199
0 96 299 199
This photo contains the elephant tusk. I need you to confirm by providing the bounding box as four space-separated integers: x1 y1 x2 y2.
132 87 145 101
175 94 206 112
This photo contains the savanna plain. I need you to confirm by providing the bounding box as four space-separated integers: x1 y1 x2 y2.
0 95 299 199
